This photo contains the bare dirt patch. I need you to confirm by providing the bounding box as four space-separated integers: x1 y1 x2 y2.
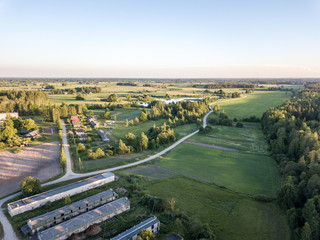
184 141 239 152
0 141 60 197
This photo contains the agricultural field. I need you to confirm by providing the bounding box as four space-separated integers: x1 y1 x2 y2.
215 91 290 119
0 141 60 198
144 177 290 240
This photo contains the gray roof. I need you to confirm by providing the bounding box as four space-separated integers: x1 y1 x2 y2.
97 129 109 141
110 216 160 240
38 197 130 240
28 189 116 229
8 172 115 211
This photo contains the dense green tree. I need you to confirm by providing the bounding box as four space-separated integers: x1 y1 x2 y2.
139 111 148 122
64 195 71 205
125 132 136 146
77 143 86 152
22 119 37 130
20 176 41 196
137 229 155 240
0 126 17 142
118 139 130 154
138 132 148 151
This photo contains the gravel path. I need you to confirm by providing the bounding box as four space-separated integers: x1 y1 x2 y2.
0 95 247 240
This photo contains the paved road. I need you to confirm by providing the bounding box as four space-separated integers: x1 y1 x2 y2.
0 95 246 240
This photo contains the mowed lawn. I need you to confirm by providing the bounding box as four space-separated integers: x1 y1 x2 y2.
217 91 290 119
146 177 290 240
157 143 281 196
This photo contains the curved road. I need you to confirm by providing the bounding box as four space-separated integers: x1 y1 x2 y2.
0 96 246 240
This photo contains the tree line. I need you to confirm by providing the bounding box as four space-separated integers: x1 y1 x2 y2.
0 90 49 115
261 91 320 240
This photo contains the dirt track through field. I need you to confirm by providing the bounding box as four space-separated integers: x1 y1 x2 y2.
0 141 60 197
184 141 239 152
207 136 253 143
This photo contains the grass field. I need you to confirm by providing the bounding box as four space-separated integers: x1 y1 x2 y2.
156 142 281 196
145 177 290 240
191 125 268 154
216 91 290 119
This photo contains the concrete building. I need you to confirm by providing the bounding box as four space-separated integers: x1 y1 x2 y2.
97 129 109 141
0 112 19 120
110 216 160 240
27 189 117 234
8 172 115 217
38 197 130 240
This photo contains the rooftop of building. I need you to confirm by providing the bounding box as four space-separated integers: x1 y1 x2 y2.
8 172 115 210
28 189 116 228
38 197 130 240
110 216 160 240
163 233 184 240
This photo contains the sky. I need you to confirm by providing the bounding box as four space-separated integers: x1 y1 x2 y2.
0 0 319 78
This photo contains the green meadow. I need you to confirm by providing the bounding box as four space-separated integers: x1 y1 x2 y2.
145 177 289 240
156 142 281 196
216 91 290 119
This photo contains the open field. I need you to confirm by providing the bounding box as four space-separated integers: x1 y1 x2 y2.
156 142 281 196
191 125 269 154
0 141 60 198
145 177 290 240
215 91 290 119
92 108 145 121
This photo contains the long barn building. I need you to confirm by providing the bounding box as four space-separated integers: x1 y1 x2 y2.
8 172 115 216
110 216 160 240
38 197 130 240
27 189 117 234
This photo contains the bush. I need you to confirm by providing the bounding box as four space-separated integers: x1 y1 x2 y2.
64 195 71 205
20 176 41 196
236 122 243 128
13 148 22 154
77 143 86 152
